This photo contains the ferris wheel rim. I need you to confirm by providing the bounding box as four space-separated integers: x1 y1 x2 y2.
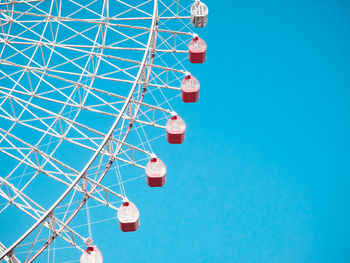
0 0 159 260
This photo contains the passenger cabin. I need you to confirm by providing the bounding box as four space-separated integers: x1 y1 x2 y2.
145 157 166 187
166 115 186 144
181 75 200 103
118 202 140 232
188 36 207 64
80 246 103 263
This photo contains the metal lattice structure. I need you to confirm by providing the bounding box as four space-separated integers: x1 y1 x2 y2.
0 0 208 262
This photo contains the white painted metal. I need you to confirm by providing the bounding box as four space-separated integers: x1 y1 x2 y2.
0 0 199 261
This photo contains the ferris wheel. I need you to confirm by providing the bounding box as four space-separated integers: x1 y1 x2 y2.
0 0 208 262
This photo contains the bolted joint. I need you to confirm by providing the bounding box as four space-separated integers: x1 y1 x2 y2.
48 211 56 234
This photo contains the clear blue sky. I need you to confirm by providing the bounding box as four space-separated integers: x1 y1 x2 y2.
2 0 350 262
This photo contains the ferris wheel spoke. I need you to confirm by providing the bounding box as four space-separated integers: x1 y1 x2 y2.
1 58 143 93
1 18 54 50
158 0 193 30
0 147 76 189
123 114 166 129
0 49 95 84
83 139 150 170
65 0 101 19
106 26 149 49
158 0 177 17
147 65 184 90
0 95 69 141
0 179 87 254
82 175 124 202
84 85 178 117
0 95 153 162
0 146 124 212
156 30 191 52
0 83 82 118
0 121 101 156
81 15 191 21
0 90 112 141
158 0 193 20
1 4 109 92
155 31 189 53
2 59 181 94
0 1 45 22
0 114 106 158
2 12 154 49
159 31 193 57
155 27 193 37
148 72 183 90
0 43 47 72
14 0 52 15
154 47 187 53
109 136 152 158
114 0 153 18
0 119 149 187
0 95 121 134
0 127 81 176
0 0 47 6
147 61 186 74
0 70 134 122
109 151 146 169
0 129 97 186
0 185 44 219
156 12 195 51
0 140 37 172
1 39 187 84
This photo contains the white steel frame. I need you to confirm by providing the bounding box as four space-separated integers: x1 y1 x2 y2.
0 0 198 262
